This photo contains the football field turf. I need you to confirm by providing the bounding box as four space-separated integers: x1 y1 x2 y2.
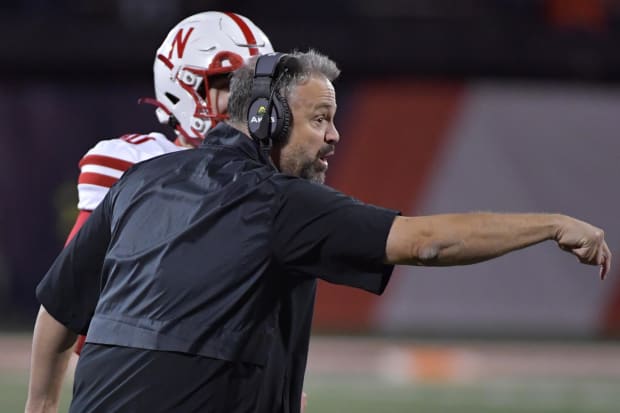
3 334 619 412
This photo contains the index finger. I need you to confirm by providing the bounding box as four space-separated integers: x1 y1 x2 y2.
600 246 612 281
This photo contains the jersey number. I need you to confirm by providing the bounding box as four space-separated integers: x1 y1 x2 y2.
121 134 155 145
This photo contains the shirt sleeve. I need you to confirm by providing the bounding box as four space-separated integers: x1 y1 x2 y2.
76 138 133 210
272 178 399 295
36 193 113 334
75 133 180 210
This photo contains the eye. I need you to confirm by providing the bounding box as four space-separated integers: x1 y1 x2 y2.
314 115 327 124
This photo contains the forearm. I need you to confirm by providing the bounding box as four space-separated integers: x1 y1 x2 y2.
25 306 77 413
386 213 561 266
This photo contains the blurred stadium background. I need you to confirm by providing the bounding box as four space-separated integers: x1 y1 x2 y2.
2 0 620 411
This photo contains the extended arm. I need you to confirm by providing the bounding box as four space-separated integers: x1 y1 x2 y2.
26 199 113 413
25 306 77 413
385 213 611 278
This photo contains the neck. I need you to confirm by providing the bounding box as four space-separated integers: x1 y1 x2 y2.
226 120 253 141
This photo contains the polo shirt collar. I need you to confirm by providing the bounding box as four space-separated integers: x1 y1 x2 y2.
201 122 266 164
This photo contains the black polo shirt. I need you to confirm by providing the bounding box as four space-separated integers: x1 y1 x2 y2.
37 123 398 413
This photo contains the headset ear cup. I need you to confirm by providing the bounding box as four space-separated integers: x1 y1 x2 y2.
247 97 272 141
272 92 292 143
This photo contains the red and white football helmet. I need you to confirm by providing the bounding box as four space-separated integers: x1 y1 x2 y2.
147 11 274 147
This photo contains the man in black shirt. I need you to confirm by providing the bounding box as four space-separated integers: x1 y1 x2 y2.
28 50 611 413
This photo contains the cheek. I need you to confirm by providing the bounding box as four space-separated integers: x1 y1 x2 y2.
280 137 309 168
286 131 312 158
284 121 324 158
297 123 325 147
210 89 230 114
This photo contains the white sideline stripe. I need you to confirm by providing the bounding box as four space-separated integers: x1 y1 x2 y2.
80 164 124 178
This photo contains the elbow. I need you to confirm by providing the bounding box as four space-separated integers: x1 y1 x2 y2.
410 239 466 266
384 236 441 266
385 216 460 266
415 242 441 264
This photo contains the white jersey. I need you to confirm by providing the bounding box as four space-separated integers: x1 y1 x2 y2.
77 132 186 210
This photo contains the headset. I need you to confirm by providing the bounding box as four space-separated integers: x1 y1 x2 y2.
247 52 301 145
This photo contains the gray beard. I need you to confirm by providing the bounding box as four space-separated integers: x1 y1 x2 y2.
298 160 326 184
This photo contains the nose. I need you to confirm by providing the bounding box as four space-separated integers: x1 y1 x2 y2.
325 122 340 144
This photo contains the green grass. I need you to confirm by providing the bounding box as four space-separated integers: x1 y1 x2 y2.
5 372 620 413
0 373 29 412
4 333 619 413
303 376 620 413
1 372 72 413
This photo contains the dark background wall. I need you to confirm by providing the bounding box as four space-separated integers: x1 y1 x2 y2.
3 0 620 80
1 0 619 334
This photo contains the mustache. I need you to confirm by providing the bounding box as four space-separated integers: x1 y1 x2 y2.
318 144 335 158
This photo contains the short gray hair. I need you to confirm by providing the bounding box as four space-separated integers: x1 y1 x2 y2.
228 49 340 124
